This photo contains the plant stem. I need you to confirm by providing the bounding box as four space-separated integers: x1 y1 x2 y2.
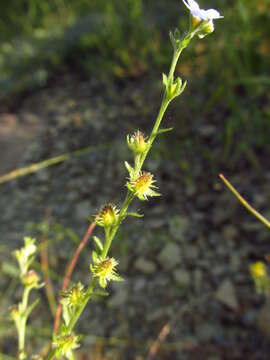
46 36 189 360
53 222 96 334
139 47 184 168
17 287 30 360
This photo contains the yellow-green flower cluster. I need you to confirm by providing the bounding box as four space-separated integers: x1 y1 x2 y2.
90 255 123 289
61 282 85 308
53 333 81 359
127 171 160 201
250 261 270 295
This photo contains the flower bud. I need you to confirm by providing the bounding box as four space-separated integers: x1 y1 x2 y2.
127 131 148 155
197 20 214 39
61 283 84 308
95 204 119 228
23 270 40 287
9 305 20 322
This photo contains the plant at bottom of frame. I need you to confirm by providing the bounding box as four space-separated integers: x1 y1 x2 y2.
10 237 43 360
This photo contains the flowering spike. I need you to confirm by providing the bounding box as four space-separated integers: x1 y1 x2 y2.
127 171 160 201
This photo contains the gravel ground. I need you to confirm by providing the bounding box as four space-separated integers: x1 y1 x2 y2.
1 74 270 359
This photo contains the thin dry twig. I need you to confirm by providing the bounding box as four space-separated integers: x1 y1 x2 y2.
0 145 103 185
219 173 270 229
146 323 171 360
53 222 96 333
40 209 57 317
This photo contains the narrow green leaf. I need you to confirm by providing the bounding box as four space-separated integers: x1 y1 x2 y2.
162 73 168 87
111 274 124 282
124 161 135 178
127 212 144 218
24 299 39 319
93 236 103 252
155 128 174 136
93 290 109 298
92 250 98 264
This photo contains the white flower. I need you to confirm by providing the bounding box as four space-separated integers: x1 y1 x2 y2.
183 0 223 21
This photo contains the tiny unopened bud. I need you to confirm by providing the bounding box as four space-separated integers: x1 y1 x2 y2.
197 20 214 39
95 204 119 228
23 270 40 287
61 283 85 308
127 131 148 155
10 305 20 322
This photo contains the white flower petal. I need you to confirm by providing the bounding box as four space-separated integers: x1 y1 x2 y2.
205 9 223 19
196 9 209 20
184 0 200 11
182 0 223 22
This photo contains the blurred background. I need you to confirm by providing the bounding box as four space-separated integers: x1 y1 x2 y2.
0 0 270 358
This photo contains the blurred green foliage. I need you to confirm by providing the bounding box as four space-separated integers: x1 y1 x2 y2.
0 0 269 158
206 0 270 157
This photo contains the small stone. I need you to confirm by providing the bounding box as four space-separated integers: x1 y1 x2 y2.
173 269 191 287
230 253 241 271
158 243 181 270
75 201 91 221
169 216 190 242
196 323 217 342
222 225 238 240
146 308 168 322
257 305 270 338
133 277 147 292
134 258 157 275
242 309 257 327
108 288 128 308
215 279 239 311
193 269 203 292
185 245 199 260
212 208 231 226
